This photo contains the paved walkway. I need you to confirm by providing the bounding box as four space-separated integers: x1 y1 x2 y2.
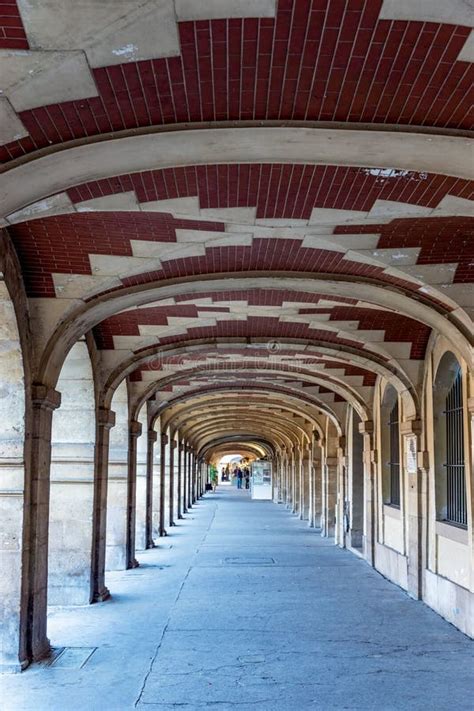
3 487 473 710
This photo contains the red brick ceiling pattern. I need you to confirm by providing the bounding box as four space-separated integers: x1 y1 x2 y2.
93 291 431 359
67 164 473 214
336 217 474 282
10 211 434 298
0 0 27 48
131 352 378 386
1 1 473 162
3 0 472 409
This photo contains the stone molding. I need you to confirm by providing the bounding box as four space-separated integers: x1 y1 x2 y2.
359 420 374 435
97 407 115 429
400 419 422 436
129 420 142 438
31 384 61 410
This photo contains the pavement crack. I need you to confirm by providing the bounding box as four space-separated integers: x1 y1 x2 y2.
135 502 218 708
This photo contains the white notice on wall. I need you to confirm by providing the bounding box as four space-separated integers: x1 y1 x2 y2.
405 435 417 474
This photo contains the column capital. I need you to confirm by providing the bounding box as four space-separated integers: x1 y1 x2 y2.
98 407 115 429
468 396 474 415
129 420 142 438
358 419 374 435
31 384 61 411
178 442 184 452
170 439 177 449
161 432 169 445
400 419 422 436
148 430 158 442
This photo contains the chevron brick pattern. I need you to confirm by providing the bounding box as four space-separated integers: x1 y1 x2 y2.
1 1 472 162
65 164 473 216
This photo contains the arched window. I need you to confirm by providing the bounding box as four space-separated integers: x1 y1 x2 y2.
434 353 467 527
381 385 400 508
388 400 400 507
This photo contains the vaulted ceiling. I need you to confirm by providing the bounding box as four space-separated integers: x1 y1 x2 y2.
1 0 472 455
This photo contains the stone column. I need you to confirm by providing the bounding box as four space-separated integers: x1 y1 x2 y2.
300 445 311 520
401 419 423 599
273 453 282 503
192 452 197 504
292 447 301 515
25 385 61 663
152 429 161 542
359 420 375 566
145 429 157 549
169 437 176 527
322 456 338 537
182 443 188 513
187 447 193 508
281 452 288 505
90 407 115 602
126 419 142 569
159 432 168 536
286 450 294 510
135 415 148 553
334 437 346 547
310 443 323 528
177 441 183 519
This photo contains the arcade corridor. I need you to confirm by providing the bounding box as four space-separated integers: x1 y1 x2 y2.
0 0 473 700
3 488 473 710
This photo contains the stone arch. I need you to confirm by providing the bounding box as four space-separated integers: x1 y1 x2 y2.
432 351 467 525
35 275 471 393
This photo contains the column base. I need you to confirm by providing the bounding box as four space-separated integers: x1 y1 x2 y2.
32 638 52 664
127 558 140 569
93 586 111 603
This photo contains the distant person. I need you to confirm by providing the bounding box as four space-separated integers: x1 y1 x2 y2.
244 468 250 490
236 467 243 489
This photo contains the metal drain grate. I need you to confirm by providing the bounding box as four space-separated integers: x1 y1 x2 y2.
223 556 275 565
45 647 97 669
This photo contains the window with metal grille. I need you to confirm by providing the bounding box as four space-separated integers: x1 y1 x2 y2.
388 400 400 507
444 368 466 527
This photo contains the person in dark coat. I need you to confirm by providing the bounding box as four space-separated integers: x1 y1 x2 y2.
236 467 243 489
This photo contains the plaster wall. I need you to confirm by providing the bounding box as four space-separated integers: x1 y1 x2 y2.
48 340 95 605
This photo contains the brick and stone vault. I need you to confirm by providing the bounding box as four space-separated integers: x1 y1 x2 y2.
0 0 473 673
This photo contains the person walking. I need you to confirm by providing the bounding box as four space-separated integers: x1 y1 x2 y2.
236 467 243 489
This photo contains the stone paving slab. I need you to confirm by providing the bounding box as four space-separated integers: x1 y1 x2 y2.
2 488 473 710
